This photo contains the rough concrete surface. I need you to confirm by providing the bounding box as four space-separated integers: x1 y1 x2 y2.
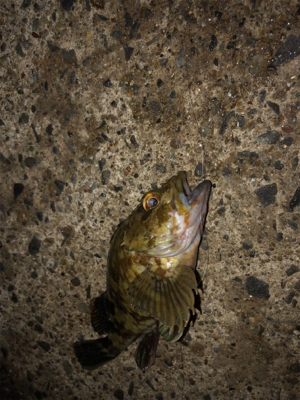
0 0 299 399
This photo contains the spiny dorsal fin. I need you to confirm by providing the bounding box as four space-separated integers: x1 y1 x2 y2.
127 265 197 339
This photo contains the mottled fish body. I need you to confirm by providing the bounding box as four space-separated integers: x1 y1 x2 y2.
74 171 212 371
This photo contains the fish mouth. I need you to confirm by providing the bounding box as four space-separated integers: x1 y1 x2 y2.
147 172 212 258
174 171 212 225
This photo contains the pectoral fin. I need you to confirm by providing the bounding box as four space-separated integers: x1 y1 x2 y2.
127 265 197 338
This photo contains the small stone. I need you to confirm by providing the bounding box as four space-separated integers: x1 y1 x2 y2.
61 0 76 12
16 42 25 56
89 181 99 193
194 162 206 178
237 115 246 127
219 111 235 135
209 35 218 51
276 232 283 241
11 292 18 303
34 323 43 333
62 49 77 65
130 135 139 148
14 183 24 199
286 265 300 276
63 360 73 375
19 113 29 124
157 79 164 87
111 31 123 40
170 90 176 98
217 206 225 216
272 34 300 66
54 180 66 196
227 41 236 49
267 101 280 115
149 100 161 114
28 236 41 256
163 357 173 366
113 388 124 400
258 325 265 336
37 340 51 352
124 11 132 27
50 201 56 212
128 381 134 396
129 20 140 39
124 44 134 61
155 164 166 173
31 271 38 279
274 160 284 170
21 0 31 9
103 78 113 87
242 239 253 250
175 46 186 68
24 157 38 168
170 138 181 149
289 187 300 212
280 137 293 147
256 130 280 144
99 158 106 171
285 290 295 304
102 170 111 185
246 276 270 300
71 277 80 286
8 284 14 292
259 89 266 105
254 183 277 207
286 219 298 230
146 380 155 390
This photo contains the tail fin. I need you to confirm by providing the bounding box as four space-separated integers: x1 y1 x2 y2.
74 336 119 370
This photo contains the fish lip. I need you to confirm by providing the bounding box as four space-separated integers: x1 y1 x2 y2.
179 171 191 197
176 171 211 207
187 179 212 206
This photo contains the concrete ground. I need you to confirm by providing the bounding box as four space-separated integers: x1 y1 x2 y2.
0 0 299 399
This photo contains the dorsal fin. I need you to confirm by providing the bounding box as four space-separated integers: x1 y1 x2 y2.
127 265 197 338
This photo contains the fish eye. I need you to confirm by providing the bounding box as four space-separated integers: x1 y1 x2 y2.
142 192 160 211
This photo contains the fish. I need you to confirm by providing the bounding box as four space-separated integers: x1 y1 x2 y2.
74 171 212 371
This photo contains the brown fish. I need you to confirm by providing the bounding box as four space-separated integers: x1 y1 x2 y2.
74 171 212 371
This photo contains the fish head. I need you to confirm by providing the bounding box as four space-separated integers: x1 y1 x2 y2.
122 171 212 258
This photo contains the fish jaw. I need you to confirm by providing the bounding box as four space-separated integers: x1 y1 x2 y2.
146 173 212 258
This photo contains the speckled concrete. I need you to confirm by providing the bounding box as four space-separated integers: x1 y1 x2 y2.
0 0 299 399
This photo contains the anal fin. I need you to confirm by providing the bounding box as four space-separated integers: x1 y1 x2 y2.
90 291 113 335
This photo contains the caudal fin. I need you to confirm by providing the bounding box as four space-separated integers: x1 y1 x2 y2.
74 336 118 370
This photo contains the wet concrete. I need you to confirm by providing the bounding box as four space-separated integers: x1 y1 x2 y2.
0 0 299 399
